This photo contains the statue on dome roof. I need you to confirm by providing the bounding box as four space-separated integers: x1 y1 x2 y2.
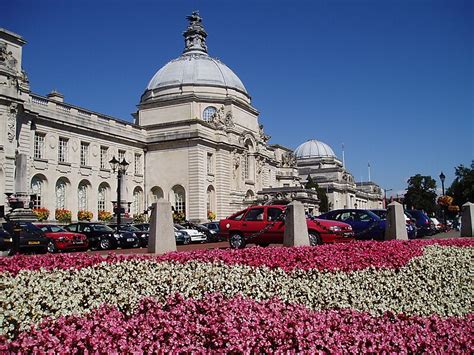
186 11 202 25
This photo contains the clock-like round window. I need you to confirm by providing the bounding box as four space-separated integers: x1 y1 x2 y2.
203 106 217 122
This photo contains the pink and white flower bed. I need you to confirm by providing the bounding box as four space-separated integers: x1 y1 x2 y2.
0 239 473 352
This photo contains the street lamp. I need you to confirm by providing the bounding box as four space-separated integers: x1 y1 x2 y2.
439 171 446 229
110 156 129 229
384 188 393 208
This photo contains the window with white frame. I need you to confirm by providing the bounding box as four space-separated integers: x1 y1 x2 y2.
31 176 43 209
58 137 68 163
118 149 125 163
98 185 107 211
207 153 213 175
172 185 186 215
133 188 143 215
134 153 141 175
202 106 217 122
80 142 89 166
34 133 45 159
55 180 66 209
78 183 88 211
100 146 108 169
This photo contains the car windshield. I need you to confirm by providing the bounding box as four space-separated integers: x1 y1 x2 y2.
21 223 43 233
92 224 114 232
124 225 140 232
41 225 66 233
174 224 184 230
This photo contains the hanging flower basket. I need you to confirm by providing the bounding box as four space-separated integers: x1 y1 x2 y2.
77 210 93 221
207 210 216 222
98 210 113 222
55 209 72 223
33 208 50 221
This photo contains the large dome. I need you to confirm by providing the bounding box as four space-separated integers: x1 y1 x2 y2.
146 54 247 94
294 139 337 159
144 12 248 100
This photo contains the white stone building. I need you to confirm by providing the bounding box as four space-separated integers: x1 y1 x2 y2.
295 139 383 210
0 13 302 223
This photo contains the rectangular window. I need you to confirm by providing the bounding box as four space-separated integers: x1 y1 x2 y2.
207 153 213 175
118 149 125 163
243 153 249 179
134 153 141 175
58 137 68 163
100 146 108 169
80 142 89 166
34 133 45 159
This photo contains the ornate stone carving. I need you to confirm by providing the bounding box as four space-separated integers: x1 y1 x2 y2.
7 103 17 143
232 149 240 180
0 42 17 71
259 124 271 142
183 11 208 54
224 111 234 128
210 105 234 130
256 158 264 174
281 152 296 167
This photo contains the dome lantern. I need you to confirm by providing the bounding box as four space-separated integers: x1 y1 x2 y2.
183 11 208 55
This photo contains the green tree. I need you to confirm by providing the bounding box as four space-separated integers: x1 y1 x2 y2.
446 161 474 207
404 174 437 214
305 175 329 213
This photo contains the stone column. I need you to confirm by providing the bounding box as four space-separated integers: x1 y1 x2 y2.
148 199 176 254
460 202 474 237
385 201 408 240
283 200 309 246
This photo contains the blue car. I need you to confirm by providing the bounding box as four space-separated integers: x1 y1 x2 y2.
406 210 436 237
318 209 386 241
370 209 417 239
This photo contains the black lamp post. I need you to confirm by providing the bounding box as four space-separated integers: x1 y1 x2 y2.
439 171 446 229
110 156 129 229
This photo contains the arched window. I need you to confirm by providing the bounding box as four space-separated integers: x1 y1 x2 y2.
243 139 254 180
207 185 215 213
202 106 217 122
133 187 144 215
98 183 109 212
55 179 68 209
150 186 164 202
31 175 46 209
171 185 186 215
78 181 90 211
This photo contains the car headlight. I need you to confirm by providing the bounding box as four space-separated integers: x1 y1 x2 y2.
329 226 342 232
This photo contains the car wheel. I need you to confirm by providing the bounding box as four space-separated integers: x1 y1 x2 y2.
47 241 57 253
99 238 112 250
229 233 246 249
309 232 322 246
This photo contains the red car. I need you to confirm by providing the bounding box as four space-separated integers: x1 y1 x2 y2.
219 205 354 249
35 224 89 253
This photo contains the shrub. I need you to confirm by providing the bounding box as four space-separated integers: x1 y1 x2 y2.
55 208 71 223
32 208 49 221
207 210 216 221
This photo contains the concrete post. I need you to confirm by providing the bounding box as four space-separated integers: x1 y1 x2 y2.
283 200 309 246
460 202 474 237
148 199 177 254
385 201 408 240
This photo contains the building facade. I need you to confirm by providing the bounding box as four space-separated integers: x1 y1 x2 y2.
295 139 383 210
0 13 302 223
0 13 382 224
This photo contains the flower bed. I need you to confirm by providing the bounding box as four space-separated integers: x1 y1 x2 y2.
0 239 473 352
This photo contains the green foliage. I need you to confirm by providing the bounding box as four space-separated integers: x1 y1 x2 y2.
446 161 474 208
305 175 329 213
404 174 437 214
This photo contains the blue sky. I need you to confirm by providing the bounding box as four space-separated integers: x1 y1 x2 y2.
4 0 473 196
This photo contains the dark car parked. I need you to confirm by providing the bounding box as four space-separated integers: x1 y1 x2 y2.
109 224 148 247
202 222 224 242
406 210 436 237
318 209 386 241
369 209 417 240
65 222 139 250
1 221 49 255
134 223 150 232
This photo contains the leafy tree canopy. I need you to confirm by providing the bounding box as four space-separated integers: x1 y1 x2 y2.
404 174 437 214
305 175 329 213
446 161 474 207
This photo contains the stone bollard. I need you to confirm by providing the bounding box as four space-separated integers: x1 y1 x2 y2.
283 201 309 246
460 202 474 237
148 199 177 254
385 201 408 240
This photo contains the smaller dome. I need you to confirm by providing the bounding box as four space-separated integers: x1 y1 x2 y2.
294 139 336 159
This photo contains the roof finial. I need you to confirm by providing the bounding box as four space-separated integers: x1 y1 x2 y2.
183 11 208 55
